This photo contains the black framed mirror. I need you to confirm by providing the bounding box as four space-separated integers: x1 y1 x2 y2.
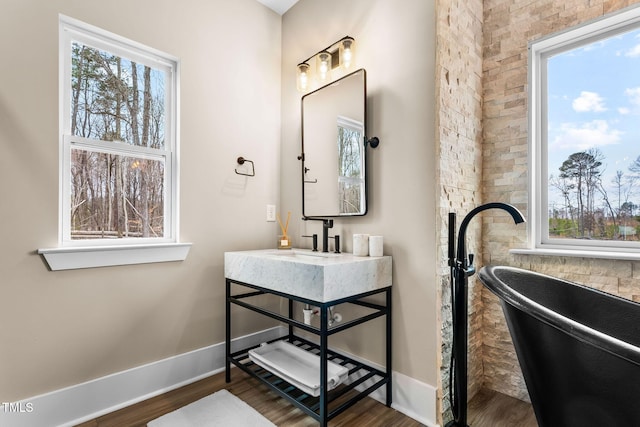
301 68 370 217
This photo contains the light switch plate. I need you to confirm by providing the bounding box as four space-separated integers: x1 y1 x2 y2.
266 204 276 222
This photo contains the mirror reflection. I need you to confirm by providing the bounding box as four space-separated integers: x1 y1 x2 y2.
302 69 367 217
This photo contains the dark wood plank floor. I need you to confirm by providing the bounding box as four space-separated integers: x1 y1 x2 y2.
76 369 537 427
467 388 537 427
75 369 420 427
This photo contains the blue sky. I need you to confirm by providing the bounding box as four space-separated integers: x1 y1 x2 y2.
547 27 640 206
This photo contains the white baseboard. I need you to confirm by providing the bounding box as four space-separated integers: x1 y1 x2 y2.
0 327 286 427
337 348 440 427
1 326 439 427
389 371 440 427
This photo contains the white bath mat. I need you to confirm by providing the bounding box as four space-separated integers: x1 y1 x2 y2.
147 389 276 427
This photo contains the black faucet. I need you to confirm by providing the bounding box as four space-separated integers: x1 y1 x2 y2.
455 202 525 278
446 202 525 427
302 217 333 253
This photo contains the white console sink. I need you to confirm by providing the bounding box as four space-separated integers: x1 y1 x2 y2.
266 249 341 260
224 249 392 302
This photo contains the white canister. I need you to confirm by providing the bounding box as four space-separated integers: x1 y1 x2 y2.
353 234 369 256
369 235 384 257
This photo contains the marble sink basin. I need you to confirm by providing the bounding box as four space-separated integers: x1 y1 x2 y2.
224 249 392 302
265 250 341 260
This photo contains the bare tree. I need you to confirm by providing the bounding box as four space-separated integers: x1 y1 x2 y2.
68 43 166 240
550 173 575 222
140 66 152 237
630 155 640 175
558 149 604 237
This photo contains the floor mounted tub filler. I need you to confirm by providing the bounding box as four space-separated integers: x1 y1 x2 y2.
478 265 640 427
447 203 525 427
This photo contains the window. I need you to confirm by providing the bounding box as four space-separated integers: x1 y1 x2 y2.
336 116 365 215
39 16 189 270
529 5 640 257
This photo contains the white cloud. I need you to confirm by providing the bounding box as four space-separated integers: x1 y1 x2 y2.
624 87 640 106
582 39 607 52
624 44 640 57
572 91 606 112
550 120 622 151
616 87 640 115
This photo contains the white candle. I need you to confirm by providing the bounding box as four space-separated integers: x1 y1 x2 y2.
353 234 369 256
369 235 383 257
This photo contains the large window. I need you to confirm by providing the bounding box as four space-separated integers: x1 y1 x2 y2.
530 5 640 256
60 16 178 246
39 16 188 270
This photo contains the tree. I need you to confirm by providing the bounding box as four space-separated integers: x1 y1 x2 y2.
630 155 640 175
558 149 604 237
69 42 166 239
550 173 575 222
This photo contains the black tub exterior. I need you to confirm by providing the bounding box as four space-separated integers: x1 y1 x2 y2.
478 265 640 427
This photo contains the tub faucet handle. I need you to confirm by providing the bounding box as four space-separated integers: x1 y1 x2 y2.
329 235 340 253
466 254 476 277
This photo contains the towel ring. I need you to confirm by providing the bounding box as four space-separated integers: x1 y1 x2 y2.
235 157 255 177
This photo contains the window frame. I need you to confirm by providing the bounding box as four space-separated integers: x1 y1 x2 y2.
38 15 189 270
527 5 640 258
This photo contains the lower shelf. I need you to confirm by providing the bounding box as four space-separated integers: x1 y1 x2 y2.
249 340 349 397
229 335 389 422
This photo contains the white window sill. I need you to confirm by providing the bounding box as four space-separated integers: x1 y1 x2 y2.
510 247 640 261
38 243 192 271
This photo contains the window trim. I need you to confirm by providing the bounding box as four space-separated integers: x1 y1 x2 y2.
527 4 640 258
38 15 189 270
38 243 192 271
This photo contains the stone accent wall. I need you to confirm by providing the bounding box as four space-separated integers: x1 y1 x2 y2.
435 0 484 423
482 0 640 401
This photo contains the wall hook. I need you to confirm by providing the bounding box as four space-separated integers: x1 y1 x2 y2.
235 157 255 177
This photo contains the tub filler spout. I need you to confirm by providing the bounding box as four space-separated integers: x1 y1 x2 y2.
446 203 525 427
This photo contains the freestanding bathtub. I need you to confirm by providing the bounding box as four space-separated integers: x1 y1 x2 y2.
478 265 640 427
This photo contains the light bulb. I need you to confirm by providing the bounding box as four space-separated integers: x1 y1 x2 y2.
320 61 328 76
340 37 356 70
297 62 310 92
343 49 352 67
316 51 331 82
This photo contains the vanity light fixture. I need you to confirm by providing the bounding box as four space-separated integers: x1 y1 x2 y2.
296 62 310 92
316 50 332 83
296 36 356 92
339 36 355 69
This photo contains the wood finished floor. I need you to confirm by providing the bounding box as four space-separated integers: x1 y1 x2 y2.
467 388 537 427
76 369 537 426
